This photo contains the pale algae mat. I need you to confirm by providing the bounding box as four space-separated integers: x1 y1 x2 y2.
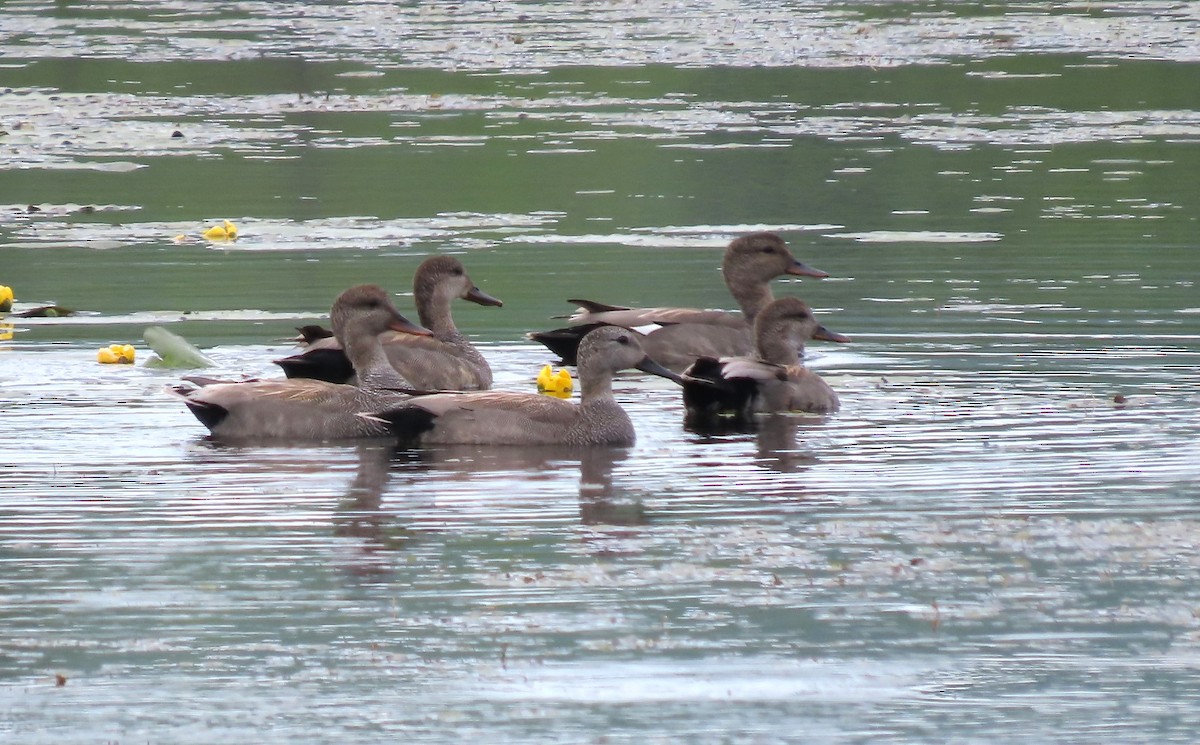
2 2 1200 743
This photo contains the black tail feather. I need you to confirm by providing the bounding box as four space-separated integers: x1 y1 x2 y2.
274 348 355 384
526 322 610 365
183 399 230 431
681 357 758 430
367 406 438 442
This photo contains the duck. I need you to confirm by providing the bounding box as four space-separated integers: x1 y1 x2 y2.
366 326 683 447
527 232 828 372
681 297 849 428
275 255 502 389
290 324 335 345
172 284 431 442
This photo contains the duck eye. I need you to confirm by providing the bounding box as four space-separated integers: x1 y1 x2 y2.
453 267 464 276
616 334 631 345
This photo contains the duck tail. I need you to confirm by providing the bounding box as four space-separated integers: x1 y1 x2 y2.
526 322 612 365
359 406 438 442
680 357 758 431
273 348 355 384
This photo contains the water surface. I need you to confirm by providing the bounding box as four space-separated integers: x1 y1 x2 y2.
2 2 1200 742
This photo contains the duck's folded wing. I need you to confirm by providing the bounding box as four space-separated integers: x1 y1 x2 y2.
566 300 742 328
409 391 572 419
190 379 343 406
368 391 574 443
718 357 789 383
378 334 490 389
304 336 341 351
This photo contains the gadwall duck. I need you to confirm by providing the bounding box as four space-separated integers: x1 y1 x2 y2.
290 324 335 345
682 297 849 427
173 285 431 442
368 326 683 447
275 255 502 389
528 232 827 372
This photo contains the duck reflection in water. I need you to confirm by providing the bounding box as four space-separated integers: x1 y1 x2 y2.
685 412 824 476
754 414 822 474
331 443 425 569
398 444 642 526
329 443 645 563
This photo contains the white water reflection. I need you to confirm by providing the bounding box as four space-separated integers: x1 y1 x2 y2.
2 1 1197 68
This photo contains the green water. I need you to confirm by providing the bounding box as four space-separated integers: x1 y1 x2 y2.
2 2 1199 742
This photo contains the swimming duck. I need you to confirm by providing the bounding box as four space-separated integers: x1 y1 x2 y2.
290 324 335 345
172 284 431 442
681 297 849 428
0 285 12 313
275 255 502 389
367 326 682 447
527 232 828 372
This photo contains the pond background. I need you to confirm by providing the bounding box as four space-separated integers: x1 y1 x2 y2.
2 2 1200 742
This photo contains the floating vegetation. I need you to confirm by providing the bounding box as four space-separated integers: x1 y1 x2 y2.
13 304 76 318
200 219 239 242
97 343 136 364
536 364 573 399
142 325 214 368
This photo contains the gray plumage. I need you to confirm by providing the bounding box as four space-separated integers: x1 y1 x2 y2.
275 255 502 389
371 326 682 447
682 297 849 426
174 284 429 442
528 232 828 372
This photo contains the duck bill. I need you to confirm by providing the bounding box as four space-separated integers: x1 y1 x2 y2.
636 355 686 385
813 325 850 344
786 260 829 279
388 314 433 337
465 285 504 307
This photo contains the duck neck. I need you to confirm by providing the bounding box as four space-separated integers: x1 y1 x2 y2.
417 287 457 339
578 366 615 406
344 333 409 390
724 266 774 323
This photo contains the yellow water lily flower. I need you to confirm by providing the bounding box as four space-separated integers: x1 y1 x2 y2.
536 363 573 398
98 344 136 364
0 285 13 313
201 219 238 241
